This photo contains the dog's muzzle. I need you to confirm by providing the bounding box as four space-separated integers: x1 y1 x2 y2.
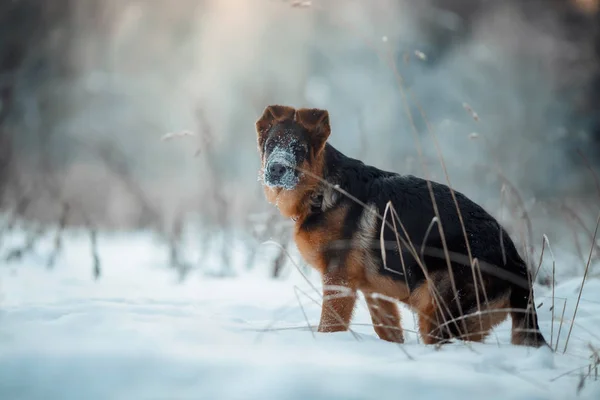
264 149 299 189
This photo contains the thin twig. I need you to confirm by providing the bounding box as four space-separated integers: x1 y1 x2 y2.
294 286 316 339
87 223 101 280
551 254 556 348
47 202 70 269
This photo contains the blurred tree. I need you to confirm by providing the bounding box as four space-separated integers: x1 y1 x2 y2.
0 0 74 206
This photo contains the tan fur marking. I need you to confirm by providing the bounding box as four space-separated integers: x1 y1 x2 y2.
407 279 434 311
406 279 442 344
462 294 510 342
407 276 511 344
364 294 404 343
345 248 367 287
362 274 411 302
318 271 357 333
294 204 348 275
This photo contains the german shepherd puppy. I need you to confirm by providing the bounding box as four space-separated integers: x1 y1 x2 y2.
255 105 548 347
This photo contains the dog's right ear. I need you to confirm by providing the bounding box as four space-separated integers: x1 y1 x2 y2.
256 105 296 150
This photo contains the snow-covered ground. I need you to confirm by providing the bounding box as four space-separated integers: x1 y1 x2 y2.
0 228 599 400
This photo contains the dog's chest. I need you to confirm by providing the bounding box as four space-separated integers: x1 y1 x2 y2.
294 207 347 274
294 228 326 273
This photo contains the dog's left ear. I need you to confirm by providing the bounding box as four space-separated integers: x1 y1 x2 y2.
256 105 296 150
295 108 331 153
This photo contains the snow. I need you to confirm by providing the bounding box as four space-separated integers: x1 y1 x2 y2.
1 228 599 400
263 136 303 190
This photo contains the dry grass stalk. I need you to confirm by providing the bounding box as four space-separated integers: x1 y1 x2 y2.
291 0 312 8
160 130 196 141
563 211 600 353
462 103 480 122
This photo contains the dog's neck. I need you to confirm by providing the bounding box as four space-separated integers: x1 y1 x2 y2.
265 177 330 223
265 145 338 223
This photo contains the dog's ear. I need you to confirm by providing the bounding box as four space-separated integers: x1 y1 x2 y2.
256 105 296 149
295 108 331 153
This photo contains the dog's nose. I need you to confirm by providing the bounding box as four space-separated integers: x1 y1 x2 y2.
268 162 288 179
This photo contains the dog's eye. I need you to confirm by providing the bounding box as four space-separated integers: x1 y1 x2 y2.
291 143 308 154
265 140 276 152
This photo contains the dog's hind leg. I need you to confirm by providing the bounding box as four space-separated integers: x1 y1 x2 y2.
409 278 450 345
510 284 549 347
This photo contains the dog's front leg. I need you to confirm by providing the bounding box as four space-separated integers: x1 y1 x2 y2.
365 293 404 343
318 271 357 333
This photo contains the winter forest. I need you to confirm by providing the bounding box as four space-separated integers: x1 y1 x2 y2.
1 1 600 399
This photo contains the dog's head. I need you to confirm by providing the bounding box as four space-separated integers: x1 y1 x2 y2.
255 105 330 191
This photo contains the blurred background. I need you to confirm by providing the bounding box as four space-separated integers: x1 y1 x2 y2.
1 0 599 281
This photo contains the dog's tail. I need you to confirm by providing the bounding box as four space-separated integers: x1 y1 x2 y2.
509 283 550 348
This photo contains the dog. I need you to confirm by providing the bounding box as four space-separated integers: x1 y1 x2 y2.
255 104 548 347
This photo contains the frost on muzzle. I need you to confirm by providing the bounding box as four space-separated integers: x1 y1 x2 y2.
264 144 301 190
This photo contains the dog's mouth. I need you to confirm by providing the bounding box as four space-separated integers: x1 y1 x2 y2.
263 150 300 190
